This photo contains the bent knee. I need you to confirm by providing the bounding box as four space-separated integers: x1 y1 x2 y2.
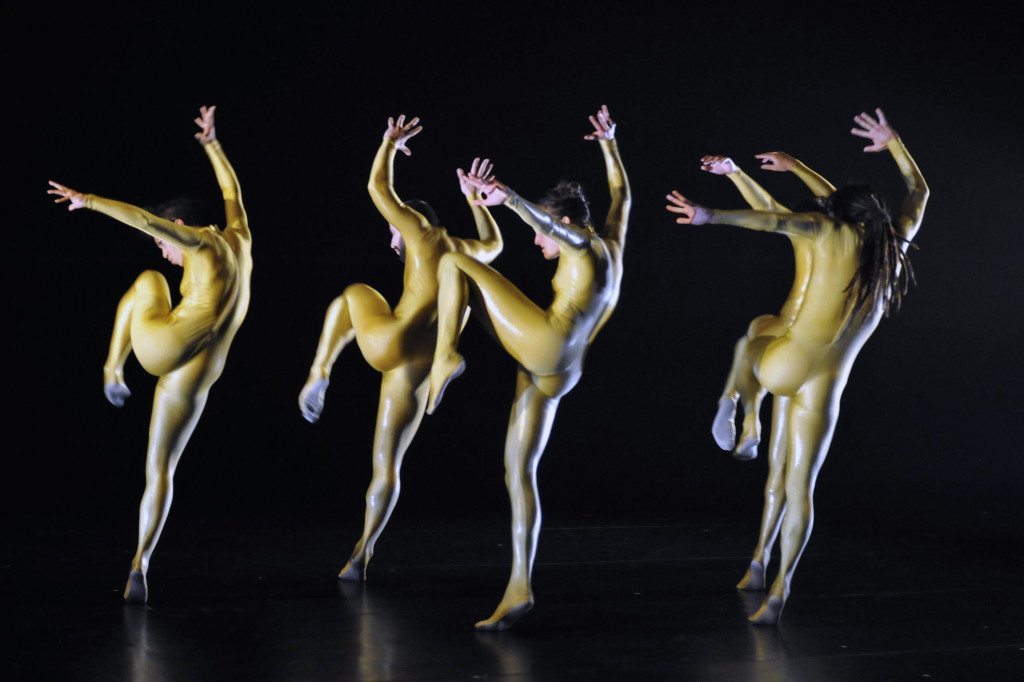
133 270 171 296
438 251 474 273
747 314 786 339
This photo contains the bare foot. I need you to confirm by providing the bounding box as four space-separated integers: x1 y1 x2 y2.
427 352 465 415
736 560 765 590
712 397 736 451
733 437 760 461
748 595 785 625
475 598 534 631
299 378 329 423
124 570 147 603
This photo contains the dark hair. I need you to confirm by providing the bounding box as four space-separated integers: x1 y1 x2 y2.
147 197 205 226
539 181 592 228
819 184 915 318
405 199 439 226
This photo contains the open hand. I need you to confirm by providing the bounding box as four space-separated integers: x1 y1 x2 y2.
665 190 712 225
584 104 616 141
851 108 896 152
194 105 217 145
385 115 423 156
457 157 495 196
47 181 86 210
755 151 797 172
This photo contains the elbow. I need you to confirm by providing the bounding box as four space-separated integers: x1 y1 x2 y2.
486 236 505 259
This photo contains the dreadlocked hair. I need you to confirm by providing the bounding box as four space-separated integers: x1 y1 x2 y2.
819 184 916 319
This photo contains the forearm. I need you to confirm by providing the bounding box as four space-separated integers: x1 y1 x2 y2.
203 140 247 229
367 139 399 213
789 161 835 197
709 208 816 236
366 139 423 237
726 170 788 212
467 194 503 261
503 189 588 249
203 140 240 201
600 138 631 243
888 136 929 239
888 137 928 202
85 195 200 247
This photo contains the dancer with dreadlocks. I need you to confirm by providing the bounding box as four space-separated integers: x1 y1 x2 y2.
666 108 928 624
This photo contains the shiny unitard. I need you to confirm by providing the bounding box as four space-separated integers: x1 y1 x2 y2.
713 161 836 459
427 137 630 630
92 139 252 602
707 137 927 624
297 138 502 581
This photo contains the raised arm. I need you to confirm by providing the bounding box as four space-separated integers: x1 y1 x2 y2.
852 108 928 242
585 105 631 246
666 191 821 238
756 151 836 198
195 105 249 238
48 181 205 248
701 155 790 212
469 177 592 250
367 115 431 242
455 157 503 263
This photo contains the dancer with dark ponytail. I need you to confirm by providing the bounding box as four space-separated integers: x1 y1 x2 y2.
667 108 927 624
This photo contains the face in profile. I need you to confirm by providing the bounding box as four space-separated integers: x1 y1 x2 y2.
533 215 569 260
154 236 184 266
389 225 406 262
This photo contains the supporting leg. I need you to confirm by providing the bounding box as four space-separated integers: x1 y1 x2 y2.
476 370 560 631
339 363 430 581
125 363 209 602
749 380 839 625
738 394 790 591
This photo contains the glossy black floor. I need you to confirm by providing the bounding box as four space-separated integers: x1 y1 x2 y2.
5 499 1022 682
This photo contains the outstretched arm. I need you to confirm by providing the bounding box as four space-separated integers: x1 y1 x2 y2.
367 115 431 242
468 176 591 250
586 105 631 246
456 157 503 263
48 181 204 248
852 108 928 241
701 155 790 212
666 190 820 237
196 105 249 238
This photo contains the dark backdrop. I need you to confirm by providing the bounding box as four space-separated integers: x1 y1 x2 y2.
9 3 1021 556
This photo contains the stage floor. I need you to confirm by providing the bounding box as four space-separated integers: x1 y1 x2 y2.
5 511 1022 681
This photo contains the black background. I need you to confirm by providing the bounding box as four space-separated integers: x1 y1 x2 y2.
10 2 1022 558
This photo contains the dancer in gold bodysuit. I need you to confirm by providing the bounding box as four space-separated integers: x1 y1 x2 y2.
667 109 927 624
427 105 630 630
297 115 502 581
702 152 835 460
48 106 252 602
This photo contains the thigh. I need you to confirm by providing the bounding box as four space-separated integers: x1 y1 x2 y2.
129 272 214 376
344 284 416 371
454 255 564 373
783 373 844 494
747 314 788 339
